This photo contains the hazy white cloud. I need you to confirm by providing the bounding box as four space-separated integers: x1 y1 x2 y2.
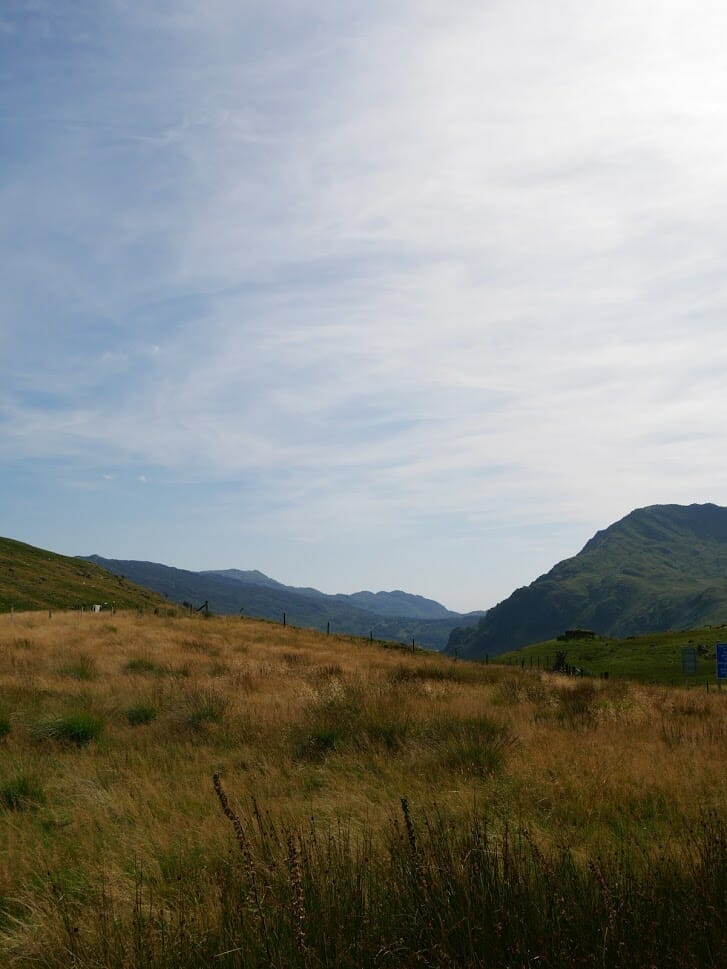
3 1 727 609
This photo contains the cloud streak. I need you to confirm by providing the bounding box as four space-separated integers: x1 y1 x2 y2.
3 1 727 609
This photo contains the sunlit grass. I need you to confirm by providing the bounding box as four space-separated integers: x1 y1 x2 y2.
0 609 724 966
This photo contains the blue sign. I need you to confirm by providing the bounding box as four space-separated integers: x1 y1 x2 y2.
717 643 727 679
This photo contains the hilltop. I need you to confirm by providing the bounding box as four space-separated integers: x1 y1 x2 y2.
0 537 169 612
449 503 727 659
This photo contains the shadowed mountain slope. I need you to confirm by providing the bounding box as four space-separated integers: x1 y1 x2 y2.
83 556 481 649
448 503 727 659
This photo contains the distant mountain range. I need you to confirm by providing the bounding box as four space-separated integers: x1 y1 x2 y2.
81 556 483 649
7 501 726 657
447 503 727 659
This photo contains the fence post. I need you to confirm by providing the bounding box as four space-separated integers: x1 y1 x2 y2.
283 612 286 627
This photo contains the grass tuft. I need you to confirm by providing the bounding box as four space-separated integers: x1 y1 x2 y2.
32 711 104 747
59 654 97 680
124 703 157 726
0 770 44 811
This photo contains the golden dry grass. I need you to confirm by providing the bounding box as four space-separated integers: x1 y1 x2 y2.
0 609 725 963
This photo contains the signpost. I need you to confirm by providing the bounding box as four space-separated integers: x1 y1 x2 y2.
716 643 727 679
681 646 698 676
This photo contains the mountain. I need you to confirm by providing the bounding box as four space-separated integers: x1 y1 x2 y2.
203 573 459 620
82 556 481 649
0 537 169 613
447 503 727 659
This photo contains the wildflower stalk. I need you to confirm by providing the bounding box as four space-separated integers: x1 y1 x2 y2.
213 773 272 966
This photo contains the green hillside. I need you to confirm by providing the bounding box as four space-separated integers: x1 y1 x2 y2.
496 625 727 685
0 537 169 612
449 503 727 659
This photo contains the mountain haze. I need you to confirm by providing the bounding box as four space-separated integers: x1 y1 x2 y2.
83 556 479 649
448 503 727 659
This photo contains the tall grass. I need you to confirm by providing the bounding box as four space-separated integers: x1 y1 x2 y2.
0 609 724 966
24 784 726 968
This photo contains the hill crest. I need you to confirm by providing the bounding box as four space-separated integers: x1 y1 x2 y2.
0 537 168 612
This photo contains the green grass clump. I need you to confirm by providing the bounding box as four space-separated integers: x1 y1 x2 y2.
428 715 514 777
124 656 164 675
124 703 157 727
59 654 97 680
0 771 44 811
32 711 104 747
295 725 341 761
182 688 228 730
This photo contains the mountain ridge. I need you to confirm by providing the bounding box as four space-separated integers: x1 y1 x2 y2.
447 502 727 659
82 555 481 649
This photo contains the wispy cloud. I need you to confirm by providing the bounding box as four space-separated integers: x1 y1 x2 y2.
3 1 727 609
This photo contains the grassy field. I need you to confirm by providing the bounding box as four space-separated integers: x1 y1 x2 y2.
497 625 727 685
0 610 724 967
0 537 169 613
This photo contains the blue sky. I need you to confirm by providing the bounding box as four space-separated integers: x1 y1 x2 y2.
3 1 727 612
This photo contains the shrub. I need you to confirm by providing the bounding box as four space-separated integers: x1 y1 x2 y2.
32 712 104 747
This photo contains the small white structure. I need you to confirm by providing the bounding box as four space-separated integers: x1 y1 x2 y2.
92 604 102 613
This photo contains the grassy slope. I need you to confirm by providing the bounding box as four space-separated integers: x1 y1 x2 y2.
0 610 724 966
0 537 169 612
451 502 727 658
496 624 727 684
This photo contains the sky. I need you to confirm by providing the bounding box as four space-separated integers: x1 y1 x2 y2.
3 1 727 613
